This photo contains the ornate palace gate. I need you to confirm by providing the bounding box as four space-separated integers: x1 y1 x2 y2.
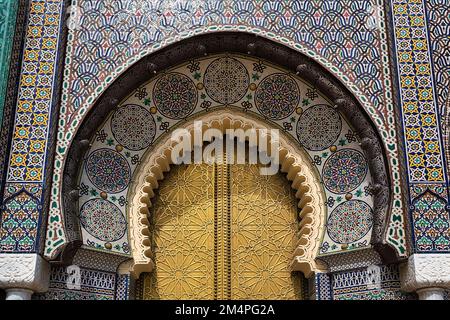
54 33 394 300
136 148 304 300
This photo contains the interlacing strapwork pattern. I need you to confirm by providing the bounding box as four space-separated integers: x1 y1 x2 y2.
392 0 445 183
425 0 450 186
144 164 215 300
140 160 302 300
230 163 302 300
425 0 450 120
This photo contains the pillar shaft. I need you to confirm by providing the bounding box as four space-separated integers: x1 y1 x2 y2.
417 288 446 300
5 288 33 300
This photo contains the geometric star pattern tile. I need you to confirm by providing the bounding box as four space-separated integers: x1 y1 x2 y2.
391 0 445 183
390 0 450 252
0 0 64 253
425 0 450 185
0 0 21 204
6 0 62 182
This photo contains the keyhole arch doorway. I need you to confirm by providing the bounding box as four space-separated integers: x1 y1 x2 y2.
139 137 308 300
60 33 394 271
128 109 328 298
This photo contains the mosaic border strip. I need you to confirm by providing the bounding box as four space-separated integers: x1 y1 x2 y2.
390 0 450 252
391 0 446 183
0 0 29 202
0 0 65 252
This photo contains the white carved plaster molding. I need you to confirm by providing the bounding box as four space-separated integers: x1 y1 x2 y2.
128 109 327 278
0 253 50 293
400 253 450 293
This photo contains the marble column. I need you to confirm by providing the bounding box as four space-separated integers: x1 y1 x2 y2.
5 288 33 300
416 288 446 300
400 254 450 300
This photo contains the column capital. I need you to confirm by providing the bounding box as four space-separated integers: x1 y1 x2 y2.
400 253 450 292
0 253 50 293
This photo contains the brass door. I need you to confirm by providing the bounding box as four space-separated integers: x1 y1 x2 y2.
138 159 303 300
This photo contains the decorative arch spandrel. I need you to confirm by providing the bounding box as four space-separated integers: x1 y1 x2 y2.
126 110 328 278
53 39 396 268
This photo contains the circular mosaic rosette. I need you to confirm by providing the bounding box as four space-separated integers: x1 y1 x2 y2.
85 148 131 193
327 200 373 244
80 199 127 242
153 72 198 119
203 57 250 104
322 149 368 194
111 104 156 151
255 73 300 120
296 104 342 151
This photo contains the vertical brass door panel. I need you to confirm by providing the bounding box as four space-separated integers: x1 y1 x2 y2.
144 164 215 300
141 160 302 300
230 163 302 300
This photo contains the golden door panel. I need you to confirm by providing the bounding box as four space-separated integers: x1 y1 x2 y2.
143 164 215 300
140 161 302 300
231 163 301 300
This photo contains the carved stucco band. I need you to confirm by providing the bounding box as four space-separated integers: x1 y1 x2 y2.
128 110 327 278
60 33 393 264
400 253 450 292
0 253 50 292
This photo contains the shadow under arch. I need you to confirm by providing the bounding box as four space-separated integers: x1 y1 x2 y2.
59 31 395 266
